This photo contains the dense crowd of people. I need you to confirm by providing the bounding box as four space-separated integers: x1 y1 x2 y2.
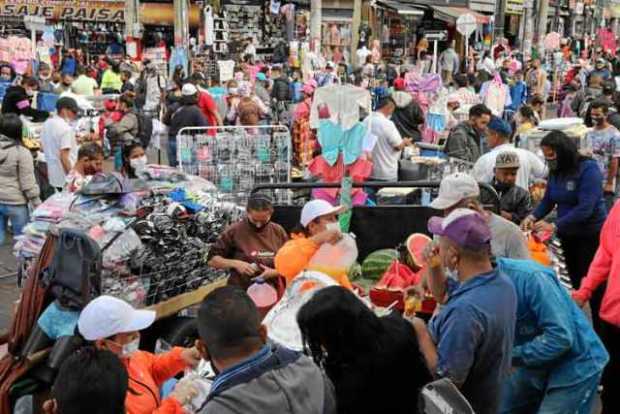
3 39 620 414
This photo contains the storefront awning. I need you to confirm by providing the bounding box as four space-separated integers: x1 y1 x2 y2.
376 0 425 16
431 6 490 24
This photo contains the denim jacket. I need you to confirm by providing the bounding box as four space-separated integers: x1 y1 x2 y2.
498 258 609 387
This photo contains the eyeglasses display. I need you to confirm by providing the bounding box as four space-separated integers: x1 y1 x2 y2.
177 127 292 204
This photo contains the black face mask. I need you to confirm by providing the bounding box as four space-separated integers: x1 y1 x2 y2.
546 158 559 172
494 180 513 192
592 116 606 126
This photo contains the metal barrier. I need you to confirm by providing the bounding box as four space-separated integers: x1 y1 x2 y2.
176 125 292 205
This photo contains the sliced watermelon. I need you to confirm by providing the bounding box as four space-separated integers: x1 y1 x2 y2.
361 249 399 281
376 260 420 290
406 233 432 271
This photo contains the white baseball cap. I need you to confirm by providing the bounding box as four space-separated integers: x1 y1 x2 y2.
78 295 156 341
300 200 346 227
181 83 198 96
430 172 480 210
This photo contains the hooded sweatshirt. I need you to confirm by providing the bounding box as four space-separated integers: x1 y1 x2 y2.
200 344 336 414
391 91 425 142
0 135 40 205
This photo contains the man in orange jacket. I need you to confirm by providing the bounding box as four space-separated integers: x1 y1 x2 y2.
77 296 201 414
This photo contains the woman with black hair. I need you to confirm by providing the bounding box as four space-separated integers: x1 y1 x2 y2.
120 140 146 179
522 131 607 328
297 286 432 414
0 113 40 244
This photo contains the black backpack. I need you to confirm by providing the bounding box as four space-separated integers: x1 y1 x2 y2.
135 111 154 148
42 229 102 310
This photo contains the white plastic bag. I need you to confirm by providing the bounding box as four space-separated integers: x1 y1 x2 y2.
308 233 358 274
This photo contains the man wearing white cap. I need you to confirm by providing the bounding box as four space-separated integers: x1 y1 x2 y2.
275 199 352 288
78 295 201 414
429 172 529 259
167 82 209 167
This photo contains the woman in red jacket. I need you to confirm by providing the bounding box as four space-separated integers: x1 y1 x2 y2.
78 296 201 414
573 201 620 414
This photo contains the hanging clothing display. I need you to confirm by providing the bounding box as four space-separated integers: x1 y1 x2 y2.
309 84 372 130
317 121 367 166
205 6 215 46
480 77 512 117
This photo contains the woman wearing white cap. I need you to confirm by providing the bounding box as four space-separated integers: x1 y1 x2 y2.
274 199 353 288
77 295 201 414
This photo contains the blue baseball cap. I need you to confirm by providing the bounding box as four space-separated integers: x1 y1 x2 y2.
428 209 491 250
488 116 512 137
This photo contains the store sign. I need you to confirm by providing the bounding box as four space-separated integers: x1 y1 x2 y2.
0 0 124 22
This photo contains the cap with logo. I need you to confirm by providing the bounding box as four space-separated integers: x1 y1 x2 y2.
495 151 520 169
427 208 492 250
430 173 480 210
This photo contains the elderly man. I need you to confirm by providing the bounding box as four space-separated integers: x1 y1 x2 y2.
411 209 517 414
430 172 530 259
472 116 546 190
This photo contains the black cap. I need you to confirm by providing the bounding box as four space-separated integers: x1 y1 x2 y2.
56 97 80 113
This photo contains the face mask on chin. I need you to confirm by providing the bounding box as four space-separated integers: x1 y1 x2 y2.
248 217 269 232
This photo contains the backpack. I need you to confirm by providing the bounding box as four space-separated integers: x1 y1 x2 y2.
135 111 154 148
42 229 102 311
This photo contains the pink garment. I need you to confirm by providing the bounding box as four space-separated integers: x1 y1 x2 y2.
312 187 368 206
308 155 372 183
573 201 620 326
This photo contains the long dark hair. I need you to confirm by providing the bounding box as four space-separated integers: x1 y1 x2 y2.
297 286 431 413
540 130 584 176
0 113 23 142
121 141 144 179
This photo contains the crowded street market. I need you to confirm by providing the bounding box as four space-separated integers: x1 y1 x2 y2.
2 0 620 412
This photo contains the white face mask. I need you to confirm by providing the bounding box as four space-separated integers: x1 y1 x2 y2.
325 221 341 233
121 338 140 358
130 156 147 174
26 89 34 97
446 267 459 282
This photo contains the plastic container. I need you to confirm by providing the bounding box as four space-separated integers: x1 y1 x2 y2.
308 233 358 276
247 279 278 308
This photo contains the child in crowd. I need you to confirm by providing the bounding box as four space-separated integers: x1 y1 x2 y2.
492 151 532 225
65 143 105 192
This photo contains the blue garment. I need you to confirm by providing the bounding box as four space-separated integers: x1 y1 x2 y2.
169 188 205 213
0 203 29 245
501 369 601 414
428 269 517 414
508 81 527 111
290 81 302 103
317 120 366 166
37 300 80 339
61 57 76 76
167 135 178 168
532 159 607 236
498 258 608 387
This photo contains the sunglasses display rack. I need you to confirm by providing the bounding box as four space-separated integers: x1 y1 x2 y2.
176 126 292 205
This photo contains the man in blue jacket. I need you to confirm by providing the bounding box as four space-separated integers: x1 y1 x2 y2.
497 258 608 414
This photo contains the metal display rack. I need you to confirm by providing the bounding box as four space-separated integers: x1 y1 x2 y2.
176 125 292 205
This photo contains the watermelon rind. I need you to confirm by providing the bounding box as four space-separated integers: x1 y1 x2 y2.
406 233 432 269
361 249 399 281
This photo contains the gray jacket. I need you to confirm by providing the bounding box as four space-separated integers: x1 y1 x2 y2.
201 345 336 414
108 112 139 146
0 135 40 205
444 122 481 163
